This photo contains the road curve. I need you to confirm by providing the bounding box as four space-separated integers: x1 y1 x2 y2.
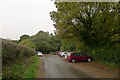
44 54 93 78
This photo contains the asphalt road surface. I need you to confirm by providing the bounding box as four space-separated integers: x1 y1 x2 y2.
44 54 94 78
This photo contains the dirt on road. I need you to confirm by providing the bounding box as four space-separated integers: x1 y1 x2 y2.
68 60 119 78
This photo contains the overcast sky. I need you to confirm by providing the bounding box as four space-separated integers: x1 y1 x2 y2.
0 0 57 40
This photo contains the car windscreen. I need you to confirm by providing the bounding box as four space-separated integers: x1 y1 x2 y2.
38 52 42 54
64 52 67 54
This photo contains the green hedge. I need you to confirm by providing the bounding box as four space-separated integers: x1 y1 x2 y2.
2 39 36 65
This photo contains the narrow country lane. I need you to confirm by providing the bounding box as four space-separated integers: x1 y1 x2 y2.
44 54 93 78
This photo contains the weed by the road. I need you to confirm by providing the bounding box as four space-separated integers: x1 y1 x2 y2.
2 56 40 78
22 56 40 78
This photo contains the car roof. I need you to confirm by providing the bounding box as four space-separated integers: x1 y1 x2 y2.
38 51 42 53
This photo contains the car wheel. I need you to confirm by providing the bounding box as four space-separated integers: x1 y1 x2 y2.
71 59 75 63
88 58 91 62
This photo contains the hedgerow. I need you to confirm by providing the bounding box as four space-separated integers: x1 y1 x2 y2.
2 39 36 65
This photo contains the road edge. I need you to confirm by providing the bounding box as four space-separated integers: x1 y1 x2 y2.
37 56 45 78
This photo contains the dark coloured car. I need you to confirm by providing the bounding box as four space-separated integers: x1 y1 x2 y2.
66 52 93 63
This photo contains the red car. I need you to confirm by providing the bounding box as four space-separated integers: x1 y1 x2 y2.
66 52 93 63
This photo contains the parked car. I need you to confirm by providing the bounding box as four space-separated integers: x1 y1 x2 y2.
64 52 72 58
56 51 62 55
58 51 63 56
50 52 56 55
66 52 92 63
52 52 56 55
37 51 43 57
60 52 67 57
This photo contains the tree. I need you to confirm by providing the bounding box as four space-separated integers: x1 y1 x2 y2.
31 31 61 53
19 34 30 42
50 2 119 48
50 2 120 62
19 39 36 49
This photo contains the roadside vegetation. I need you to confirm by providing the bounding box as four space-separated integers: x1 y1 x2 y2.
2 39 39 78
50 2 120 68
22 56 40 78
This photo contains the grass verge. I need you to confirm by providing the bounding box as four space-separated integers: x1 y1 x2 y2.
2 55 40 78
22 56 40 78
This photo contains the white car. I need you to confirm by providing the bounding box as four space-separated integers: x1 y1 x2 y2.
37 51 43 57
60 52 67 57
65 52 72 58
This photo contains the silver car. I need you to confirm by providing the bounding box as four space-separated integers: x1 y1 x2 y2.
37 51 43 57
